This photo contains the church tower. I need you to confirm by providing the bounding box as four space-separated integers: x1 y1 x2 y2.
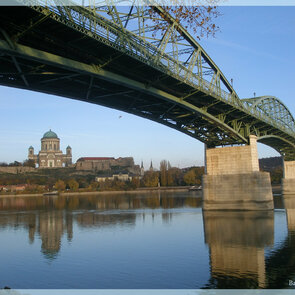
28 146 37 166
64 145 72 166
140 161 144 176
149 160 153 171
28 146 34 158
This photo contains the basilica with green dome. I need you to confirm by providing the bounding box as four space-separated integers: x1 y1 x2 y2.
28 130 72 168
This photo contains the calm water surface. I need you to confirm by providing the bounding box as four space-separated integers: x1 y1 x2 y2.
0 191 294 289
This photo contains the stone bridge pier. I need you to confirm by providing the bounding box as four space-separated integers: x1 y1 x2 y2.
282 161 295 195
202 135 274 210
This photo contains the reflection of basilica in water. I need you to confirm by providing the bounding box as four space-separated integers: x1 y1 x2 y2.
0 194 201 259
38 211 73 258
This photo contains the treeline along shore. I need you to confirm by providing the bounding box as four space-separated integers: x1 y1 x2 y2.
0 157 283 196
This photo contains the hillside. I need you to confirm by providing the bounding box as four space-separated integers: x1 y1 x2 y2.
259 156 283 172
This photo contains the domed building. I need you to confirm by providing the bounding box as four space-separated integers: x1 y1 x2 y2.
28 130 72 168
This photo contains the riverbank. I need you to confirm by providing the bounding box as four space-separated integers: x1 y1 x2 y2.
0 184 282 198
62 186 191 196
0 186 192 198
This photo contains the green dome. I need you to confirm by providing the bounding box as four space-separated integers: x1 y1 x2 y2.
43 129 58 139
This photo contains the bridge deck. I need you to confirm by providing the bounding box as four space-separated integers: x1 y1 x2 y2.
0 4 294 159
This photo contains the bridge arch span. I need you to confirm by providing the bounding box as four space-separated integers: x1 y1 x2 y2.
242 96 295 133
0 3 294 153
257 135 295 161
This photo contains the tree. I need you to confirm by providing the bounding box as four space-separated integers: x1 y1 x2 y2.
169 167 182 186
143 171 159 187
130 177 140 189
148 4 221 40
68 179 79 191
194 167 205 185
89 181 99 191
167 161 174 186
9 161 22 167
160 160 168 186
23 159 35 168
183 167 205 185
55 179 66 191
183 169 197 185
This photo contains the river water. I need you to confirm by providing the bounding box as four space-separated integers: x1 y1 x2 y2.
0 191 294 289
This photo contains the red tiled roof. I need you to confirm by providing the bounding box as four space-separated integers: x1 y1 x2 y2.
77 157 115 161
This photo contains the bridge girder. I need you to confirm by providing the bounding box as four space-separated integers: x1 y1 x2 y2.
0 38 247 146
242 96 295 133
0 2 294 159
258 135 295 161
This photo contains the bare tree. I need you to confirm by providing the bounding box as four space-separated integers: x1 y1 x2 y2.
148 2 221 40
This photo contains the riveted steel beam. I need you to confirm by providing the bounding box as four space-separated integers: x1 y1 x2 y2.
0 39 247 144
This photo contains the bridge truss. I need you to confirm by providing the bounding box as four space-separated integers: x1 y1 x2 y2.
0 0 295 159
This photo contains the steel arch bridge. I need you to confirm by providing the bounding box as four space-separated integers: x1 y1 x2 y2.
0 1 295 160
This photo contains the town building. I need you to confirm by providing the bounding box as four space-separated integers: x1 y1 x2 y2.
28 130 72 168
76 157 141 175
95 173 133 182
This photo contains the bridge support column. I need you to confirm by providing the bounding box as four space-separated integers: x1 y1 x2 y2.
282 161 295 194
203 135 274 210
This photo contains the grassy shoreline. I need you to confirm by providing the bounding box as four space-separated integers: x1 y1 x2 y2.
0 186 192 198
0 185 282 198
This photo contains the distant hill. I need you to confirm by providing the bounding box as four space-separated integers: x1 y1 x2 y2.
259 156 283 172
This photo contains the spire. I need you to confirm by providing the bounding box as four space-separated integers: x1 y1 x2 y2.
150 160 153 171
140 160 145 176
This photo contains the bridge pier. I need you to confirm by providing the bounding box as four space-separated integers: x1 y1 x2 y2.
282 161 295 194
202 135 274 210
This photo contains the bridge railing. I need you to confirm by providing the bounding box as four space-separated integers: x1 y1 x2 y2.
18 0 295 137
25 1 242 104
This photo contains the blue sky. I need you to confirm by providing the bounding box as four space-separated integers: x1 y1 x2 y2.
0 6 294 169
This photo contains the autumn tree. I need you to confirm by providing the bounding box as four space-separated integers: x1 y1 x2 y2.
130 177 140 189
183 167 205 185
194 167 205 185
183 169 196 185
166 161 174 186
68 179 79 191
89 181 99 191
169 167 182 186
23 159 35 168
143 171 159 187
55 179 66 191
160 160 168 186
98 178 112 191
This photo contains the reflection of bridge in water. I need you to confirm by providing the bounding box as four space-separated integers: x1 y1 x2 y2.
0 193 295 288
203 210 273 288
1 2 295 209
203 195 295 288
